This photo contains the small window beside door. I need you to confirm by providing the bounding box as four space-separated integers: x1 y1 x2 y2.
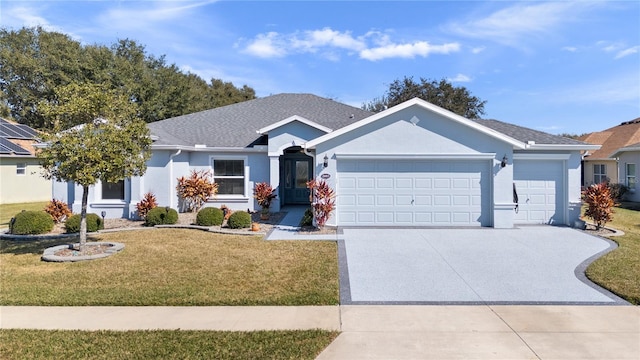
626 163 636 190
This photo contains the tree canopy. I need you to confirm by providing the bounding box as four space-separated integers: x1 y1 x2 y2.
363 76 486 119
0 26 256 129
38 83 152 249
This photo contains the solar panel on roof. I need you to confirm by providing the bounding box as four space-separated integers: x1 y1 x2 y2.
0 121 38 140
0 138 31 155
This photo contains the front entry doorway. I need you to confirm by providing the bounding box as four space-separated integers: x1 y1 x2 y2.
281 148 313 205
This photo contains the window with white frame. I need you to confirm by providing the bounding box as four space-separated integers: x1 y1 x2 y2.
211 158 246 196
593 164 607 184
101 180 125 200
16 163 26 175
626 163 636 190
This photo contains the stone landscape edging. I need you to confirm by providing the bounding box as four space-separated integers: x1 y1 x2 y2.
41 242 125 262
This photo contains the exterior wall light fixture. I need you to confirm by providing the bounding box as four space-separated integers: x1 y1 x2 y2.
323 154 329 168
501 154 508 168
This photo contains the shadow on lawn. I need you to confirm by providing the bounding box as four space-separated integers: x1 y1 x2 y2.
0 236 100 255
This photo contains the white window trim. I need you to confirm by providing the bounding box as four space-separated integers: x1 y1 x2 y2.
626 163 636 191
210 156 249 199
94 179 128 203
16 163 26 176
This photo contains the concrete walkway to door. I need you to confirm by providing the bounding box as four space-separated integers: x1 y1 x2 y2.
340 226 627 304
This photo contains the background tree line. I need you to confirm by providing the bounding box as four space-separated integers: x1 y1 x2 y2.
0 27 256 130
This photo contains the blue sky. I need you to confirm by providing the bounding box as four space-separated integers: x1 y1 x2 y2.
1 1 638 135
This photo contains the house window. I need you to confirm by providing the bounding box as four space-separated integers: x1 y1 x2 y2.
101 180 125 200
626 164 636 190
16 163 26 175
593 164 607 184
212 158 246 196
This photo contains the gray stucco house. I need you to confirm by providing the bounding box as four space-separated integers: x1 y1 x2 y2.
53 94 599 228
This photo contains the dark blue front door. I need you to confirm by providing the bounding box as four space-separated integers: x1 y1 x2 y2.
281 152 313 205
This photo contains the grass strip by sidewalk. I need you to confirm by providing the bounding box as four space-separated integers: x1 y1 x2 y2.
0 329 339 360
585 204 640 305
0 228 339 306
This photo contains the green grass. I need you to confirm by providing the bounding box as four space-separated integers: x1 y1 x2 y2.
0 229 339 306
0 201 49 228
585 202 640 304
0 329 339 360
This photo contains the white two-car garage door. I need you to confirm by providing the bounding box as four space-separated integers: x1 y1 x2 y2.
513 160 564 225
337 159 491 226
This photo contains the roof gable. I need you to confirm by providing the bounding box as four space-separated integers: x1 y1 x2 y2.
579 118 640 159
307 98 527 149
258 115 332 135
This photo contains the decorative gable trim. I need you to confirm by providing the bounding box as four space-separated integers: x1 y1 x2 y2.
305 98 526 149
257 115 333 135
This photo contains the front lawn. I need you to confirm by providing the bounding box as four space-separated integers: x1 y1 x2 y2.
0 329 339 360
0 229 338 306
586 203 640 304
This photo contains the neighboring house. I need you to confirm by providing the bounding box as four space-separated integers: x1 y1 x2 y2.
53 94 598 228
0 118 51 204
612 142 639 202
578 118 640 186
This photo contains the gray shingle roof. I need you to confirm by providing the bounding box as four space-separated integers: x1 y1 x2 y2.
473 119 589 145
148 93 373 147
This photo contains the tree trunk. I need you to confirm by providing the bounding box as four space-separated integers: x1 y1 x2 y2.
79 185 89 253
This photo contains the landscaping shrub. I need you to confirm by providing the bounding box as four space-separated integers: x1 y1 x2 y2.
65 213 104 233
582 182 616 229
607 183 629 202
136 192 158 220
11 210 54 235
196 207 224 226
176 170 218 212
44 199 72 223
307 179 336 228
300 207 314 227
227 211 251 229
145 207 179 226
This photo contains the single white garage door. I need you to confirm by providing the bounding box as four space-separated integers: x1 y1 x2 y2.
513 160 564 225
337 159 491 226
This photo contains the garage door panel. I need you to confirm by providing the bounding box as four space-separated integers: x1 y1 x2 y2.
514 160 564 225
338 160 489 226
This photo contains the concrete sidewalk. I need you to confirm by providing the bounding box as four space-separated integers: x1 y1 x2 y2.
266 205 342 240
2 305 638 359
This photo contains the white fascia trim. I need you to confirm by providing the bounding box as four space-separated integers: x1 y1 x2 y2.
305 98 525 149
525 144 601 151
151 145 267 153
513 153 571 160
257 115 332 135
335 153 497 160
611 145 640 158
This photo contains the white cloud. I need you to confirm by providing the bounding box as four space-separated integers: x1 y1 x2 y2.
448 74 472 83
550 72 640 105
614 46 639 59
447 2 600 47
471 46 486 54
3 5 72 36
360 41 460 61
244 32 287 58
562 46 578 52
241 27 459 61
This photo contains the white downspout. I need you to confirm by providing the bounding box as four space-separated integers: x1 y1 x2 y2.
169 149 182 209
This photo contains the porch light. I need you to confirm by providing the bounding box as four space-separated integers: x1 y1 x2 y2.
101 211 106 223
501 154 508 168
323 154 329 168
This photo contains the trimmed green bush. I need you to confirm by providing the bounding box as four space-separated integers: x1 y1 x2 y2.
196 207 224 226
300 208 313 227
227 211 251 229
145 207 178 226
11 210 54 235
65 213 104 233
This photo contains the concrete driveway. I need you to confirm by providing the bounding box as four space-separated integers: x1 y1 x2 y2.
339 226 627 304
